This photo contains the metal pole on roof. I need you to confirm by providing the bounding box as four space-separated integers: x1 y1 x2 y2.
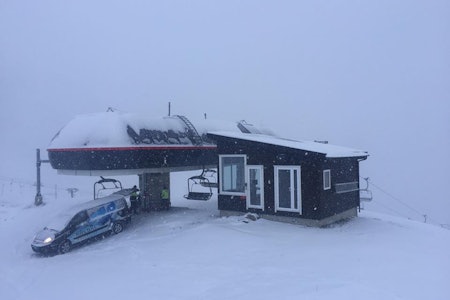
168 101 171 116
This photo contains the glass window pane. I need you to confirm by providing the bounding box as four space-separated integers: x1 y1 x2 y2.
249 168 261 206
223 165 233 191
293 170 298 209
221 156 245 193
335 182 359 193
323 170 331 190
278 169 291 208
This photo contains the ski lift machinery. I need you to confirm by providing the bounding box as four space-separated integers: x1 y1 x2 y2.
184 169 217 201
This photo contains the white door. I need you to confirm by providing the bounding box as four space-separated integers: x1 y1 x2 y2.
246 165 264 210
274 166 302 214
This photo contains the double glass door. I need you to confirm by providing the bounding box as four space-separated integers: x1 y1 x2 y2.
274 166 302 214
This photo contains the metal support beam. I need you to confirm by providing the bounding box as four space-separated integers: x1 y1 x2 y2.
139 172 170 211
35 148 50 206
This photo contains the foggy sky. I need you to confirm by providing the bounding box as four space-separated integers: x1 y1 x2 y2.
1 1 449 224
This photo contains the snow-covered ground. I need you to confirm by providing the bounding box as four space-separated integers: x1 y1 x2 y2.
1 176 449 300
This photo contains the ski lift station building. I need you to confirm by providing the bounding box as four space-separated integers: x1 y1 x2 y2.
207 132 368 226
48 111 368 226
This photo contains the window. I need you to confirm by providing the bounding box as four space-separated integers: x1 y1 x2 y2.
107 202 116 212
219 155 246 195
335 182 359 194
88 206 106 219
247 165 264 210
323 169 331 190
68 211 88 227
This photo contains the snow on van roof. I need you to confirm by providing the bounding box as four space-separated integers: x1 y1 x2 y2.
45 191 130 231
67 191 129 214
208 131 369 158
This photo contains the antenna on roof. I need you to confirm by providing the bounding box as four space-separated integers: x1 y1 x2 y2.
168 101 171 116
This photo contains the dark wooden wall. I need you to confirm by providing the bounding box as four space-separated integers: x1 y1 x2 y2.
212 135 362 221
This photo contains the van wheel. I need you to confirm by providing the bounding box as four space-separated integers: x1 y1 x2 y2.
112 222 123 234
58 240 71 254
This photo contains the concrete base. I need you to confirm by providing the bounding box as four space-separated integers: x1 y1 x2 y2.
220 207 358 227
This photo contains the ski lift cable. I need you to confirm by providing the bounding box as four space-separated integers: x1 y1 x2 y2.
361 177 448 226
361 177 428 220
371 199 415 220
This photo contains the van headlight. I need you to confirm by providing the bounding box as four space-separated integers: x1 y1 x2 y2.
43 237 53 244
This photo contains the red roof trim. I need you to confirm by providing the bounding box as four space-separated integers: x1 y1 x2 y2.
48 145 217 152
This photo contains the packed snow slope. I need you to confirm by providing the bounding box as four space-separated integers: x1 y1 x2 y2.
1 177 449 300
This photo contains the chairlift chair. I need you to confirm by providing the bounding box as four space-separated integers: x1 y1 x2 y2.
359 177 373 202
94 176 123 199
199 169 218 188
184 169 217 201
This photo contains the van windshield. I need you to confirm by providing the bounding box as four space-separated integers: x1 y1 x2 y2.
46 210 77 232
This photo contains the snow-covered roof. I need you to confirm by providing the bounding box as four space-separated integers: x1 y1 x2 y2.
48 111 366 158
49 112 172 148
48 111 273 149
208 131 368 158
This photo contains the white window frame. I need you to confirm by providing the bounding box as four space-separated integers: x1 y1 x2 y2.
246 165 264 210
274 165 302 214
219 154 247 196
323 169 331 190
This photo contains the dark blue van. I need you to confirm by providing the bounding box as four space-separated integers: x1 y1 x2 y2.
31 190 132 255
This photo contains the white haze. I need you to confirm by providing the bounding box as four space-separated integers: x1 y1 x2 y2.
0 1 449 224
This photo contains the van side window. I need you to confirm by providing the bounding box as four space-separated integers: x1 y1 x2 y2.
89 206 106 219
115 199 125 209
107 202 116 212
69 211 88 227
